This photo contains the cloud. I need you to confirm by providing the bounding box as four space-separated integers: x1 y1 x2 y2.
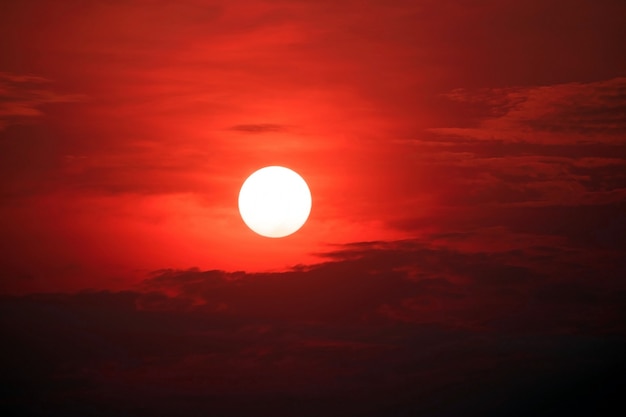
1 238 625 415
137 239 625 333
430 77 626 144
0 72 84 131
229 123 288 133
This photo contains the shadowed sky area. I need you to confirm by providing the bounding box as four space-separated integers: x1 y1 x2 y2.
1 0 625 415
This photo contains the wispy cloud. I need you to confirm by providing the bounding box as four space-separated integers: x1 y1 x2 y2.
229 123 288 133
430 77 626 144
0 72 84 130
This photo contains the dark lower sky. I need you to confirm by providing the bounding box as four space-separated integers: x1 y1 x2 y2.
1 0 625 415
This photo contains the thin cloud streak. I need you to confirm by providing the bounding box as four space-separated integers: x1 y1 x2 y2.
0 72 84 131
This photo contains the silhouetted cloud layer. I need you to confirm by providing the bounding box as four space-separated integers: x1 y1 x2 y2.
2 240 625 416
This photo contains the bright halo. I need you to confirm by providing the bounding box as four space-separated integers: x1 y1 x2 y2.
238 166 312 238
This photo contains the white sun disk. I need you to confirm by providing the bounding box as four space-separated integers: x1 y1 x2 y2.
238 166 312 238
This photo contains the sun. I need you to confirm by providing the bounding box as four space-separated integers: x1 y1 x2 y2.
238 166 312 238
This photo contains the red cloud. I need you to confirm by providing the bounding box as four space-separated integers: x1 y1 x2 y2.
0 72 83 130
430 77 626 144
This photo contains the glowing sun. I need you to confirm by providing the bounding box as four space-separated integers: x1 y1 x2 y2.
238 166 312 238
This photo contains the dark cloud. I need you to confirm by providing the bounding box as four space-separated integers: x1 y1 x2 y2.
135 238 625 335
1 239 625 415
229 123 288 133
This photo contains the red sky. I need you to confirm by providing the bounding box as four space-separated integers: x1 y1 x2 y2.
1 0 625 415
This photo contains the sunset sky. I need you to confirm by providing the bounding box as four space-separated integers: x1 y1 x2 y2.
1 0 625 415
